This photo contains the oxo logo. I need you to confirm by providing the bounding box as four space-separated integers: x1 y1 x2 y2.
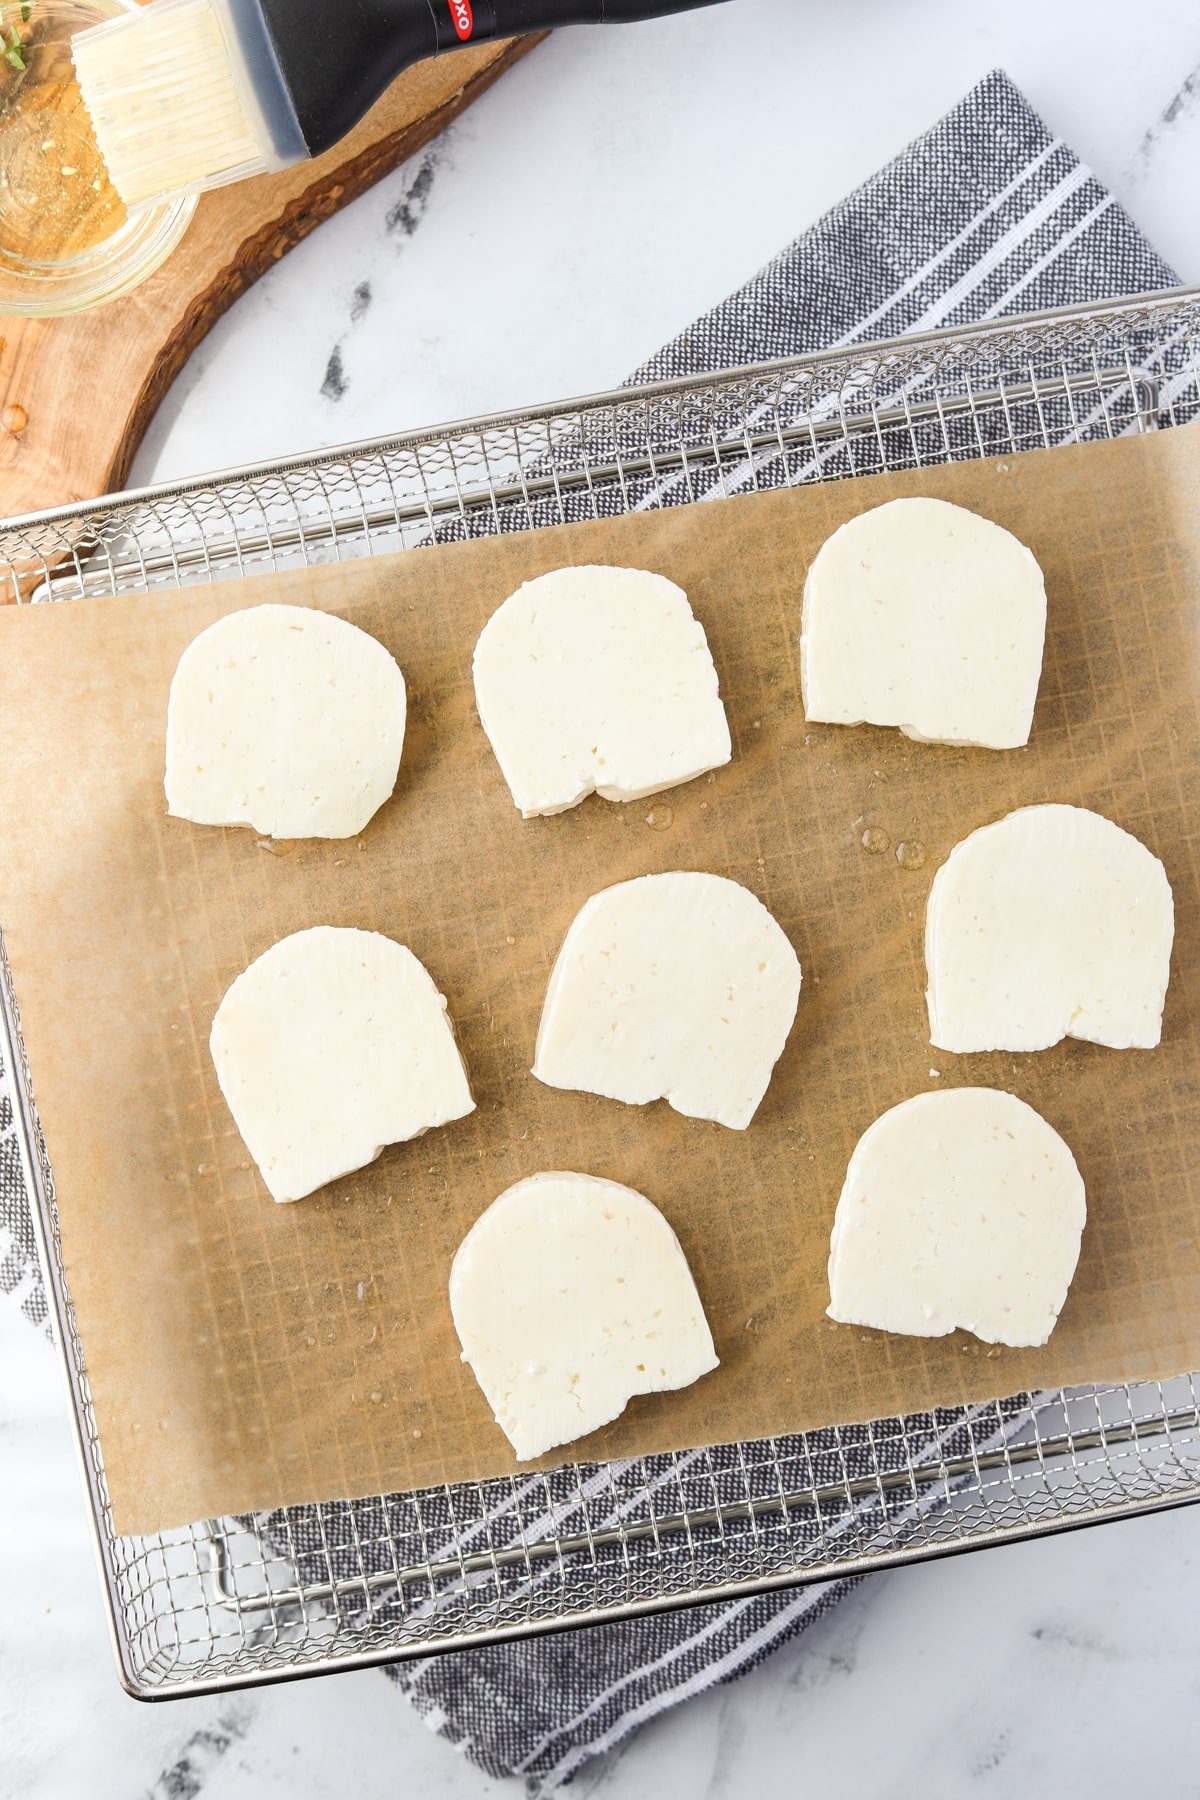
447 0 474 38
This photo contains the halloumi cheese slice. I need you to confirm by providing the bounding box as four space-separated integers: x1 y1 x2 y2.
827 1088 1086 1347
450 1171 718 1460
533 872 801 1130
210 926 473 1203
166 603 407 838
926 803 1174 1053
472 565 731 817
801 496 1047 748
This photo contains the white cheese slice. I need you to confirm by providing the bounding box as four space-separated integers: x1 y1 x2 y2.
533 872 801 1130
472 565 731 818
166 603 407 839
926 803 1174 1053
827 1088 1086 1347
210 926 473 1203
450 1170 718 1460
801 496 1047 748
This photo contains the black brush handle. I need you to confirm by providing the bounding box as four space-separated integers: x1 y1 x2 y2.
255 0 730 158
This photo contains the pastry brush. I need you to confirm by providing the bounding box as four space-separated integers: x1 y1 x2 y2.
72 0 729 211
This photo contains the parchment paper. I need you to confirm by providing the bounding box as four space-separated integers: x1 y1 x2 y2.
1 426 1198 1536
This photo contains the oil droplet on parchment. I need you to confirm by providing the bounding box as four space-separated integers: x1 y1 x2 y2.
861 825 891 855
256 837 299 857
895 839 927 871
645 806 674 832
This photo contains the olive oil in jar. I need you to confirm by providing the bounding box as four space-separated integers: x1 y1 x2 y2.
0 4 127 272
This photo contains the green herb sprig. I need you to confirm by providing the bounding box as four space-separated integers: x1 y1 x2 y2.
2 0 31 67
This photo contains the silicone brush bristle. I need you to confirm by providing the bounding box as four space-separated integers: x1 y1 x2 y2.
72 0 266 209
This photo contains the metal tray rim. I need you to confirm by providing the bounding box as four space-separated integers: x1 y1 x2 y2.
4 283 1197 533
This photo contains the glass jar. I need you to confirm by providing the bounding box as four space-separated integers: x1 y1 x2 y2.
0 0 195 316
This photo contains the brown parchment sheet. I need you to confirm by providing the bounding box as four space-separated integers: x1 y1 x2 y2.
1 426 1198 1535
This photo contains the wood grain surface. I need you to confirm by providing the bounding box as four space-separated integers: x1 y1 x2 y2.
0 35 543 522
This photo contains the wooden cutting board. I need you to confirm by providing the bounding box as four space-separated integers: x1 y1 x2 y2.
0 35 542 522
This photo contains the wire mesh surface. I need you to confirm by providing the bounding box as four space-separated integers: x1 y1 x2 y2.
2 290 1198 1697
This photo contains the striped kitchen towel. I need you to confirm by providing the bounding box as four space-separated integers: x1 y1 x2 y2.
0 65 1177 1798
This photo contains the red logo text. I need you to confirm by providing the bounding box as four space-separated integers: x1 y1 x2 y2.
447 0 473 39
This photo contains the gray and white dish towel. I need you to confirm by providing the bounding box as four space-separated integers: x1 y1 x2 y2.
0 66 1177 1799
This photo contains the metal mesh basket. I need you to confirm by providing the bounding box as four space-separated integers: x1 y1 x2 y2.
3 289 1198 1698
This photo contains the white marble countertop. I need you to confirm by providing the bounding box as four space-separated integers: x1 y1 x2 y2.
5 1 1200 1794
